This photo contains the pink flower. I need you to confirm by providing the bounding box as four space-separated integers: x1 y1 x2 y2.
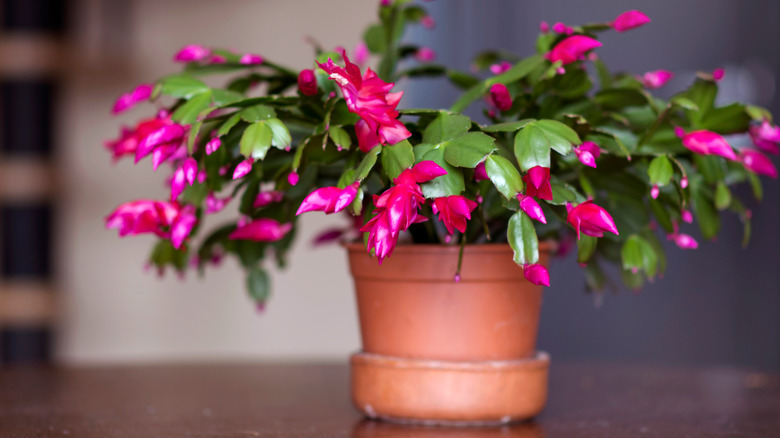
523 166 553 201
253 191 284 208
740 149 778 178
749 120 780 154
545 35 602 65
170 206 197 249
432 195 478 235
106 200 196 249
133 115 188 169
288 171 299 186
318 51 411 152
112 83 153 114
611 10 651 32
712 68 725 81
489 61 512 75
539 21 550 33
421 16 435 29
205 137 221 155
360 161 446 263
239 53 264 65
641 70 674 89
679 130 737 161
566 200 619 239
516 194 547 224
296 182 360 215
474 161 489 181
488 83 512 112
574 141 601 168
173 44 211 62
233 158 254 180
415 47 436 62
298 69 318 96
205 193 231 214
229 218 292 242
523 264 550 287
552 22 567 34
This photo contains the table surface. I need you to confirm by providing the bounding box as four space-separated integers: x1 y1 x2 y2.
1 361 779 437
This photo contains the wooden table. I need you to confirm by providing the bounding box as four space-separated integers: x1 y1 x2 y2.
1 362 779 437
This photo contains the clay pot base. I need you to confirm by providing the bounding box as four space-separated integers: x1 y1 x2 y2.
351 351 550 426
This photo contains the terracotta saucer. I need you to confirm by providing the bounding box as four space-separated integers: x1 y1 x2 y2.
351 351 550 425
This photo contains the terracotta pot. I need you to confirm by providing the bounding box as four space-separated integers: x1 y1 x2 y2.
346 243 553 425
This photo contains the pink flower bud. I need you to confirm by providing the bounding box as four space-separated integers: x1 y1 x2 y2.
297 69 318 96
552 22 567 34
488 83 512 111
640 70 673 89
209 55 227 64
681 210 693 223
489 61 512 75
454 273 461 283
674 233 699 249
112 83 153 114
354 42 369 67
740 149 778 178
409 161 448 183
421 16 435 29
173 44 211 62
474 161 489 181
296 182 360 215
574 141 601 168
254 191 284 208
288 171 300 186
545 35 602 65
566 200 619 239
205 193 231 214
233 158 254 180
523 166 553 200
239 53 264 65
205 137 221 155
517 194 547 224
680 130 737 161
749 120 780 154
415 47 436 62
523 264 550 287
712 68 725 81
611 10 651 32
539 21 550 33
650 185 660 199
680 176 689 189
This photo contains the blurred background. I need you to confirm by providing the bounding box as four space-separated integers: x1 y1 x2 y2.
0 0 777 371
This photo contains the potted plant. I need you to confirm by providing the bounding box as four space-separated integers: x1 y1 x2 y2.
104 1 778 425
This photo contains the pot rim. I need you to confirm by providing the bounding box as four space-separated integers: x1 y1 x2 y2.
343 240 558 254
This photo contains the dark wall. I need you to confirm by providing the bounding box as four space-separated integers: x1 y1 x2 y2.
405 0 780 370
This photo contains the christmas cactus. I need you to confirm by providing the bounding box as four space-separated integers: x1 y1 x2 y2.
105 3 778 306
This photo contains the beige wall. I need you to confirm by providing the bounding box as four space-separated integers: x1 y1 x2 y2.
58 0 376 364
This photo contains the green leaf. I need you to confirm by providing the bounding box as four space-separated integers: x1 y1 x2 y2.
481 119 534 133
160 75 209 98
381 140 415 180
549 178 582 205
670 96 698 111
577 235 597 264
648 155 673 186
514 120 580 171
714 182 732 210
640 229 667 277
747 172 763 201
681 78 717 124
211 89 244 106
186 121 202 154
241 104 276 122
507 211 539 265
217 113 242 137
171 90 213 124
691 182 720 239
443 132 497 168
699 103 750 134
246 267 271 304
593 58 613 89
354 147 381 181
485 155 524 200
422 113 471 144
648 198 674 233
447 70 480 89
621 235 650 275
594 88 648 109
266 118 291 149
149 239 188 272
418 147 465 198
240 121 273 159
329 126 352 151
363 24 387 54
